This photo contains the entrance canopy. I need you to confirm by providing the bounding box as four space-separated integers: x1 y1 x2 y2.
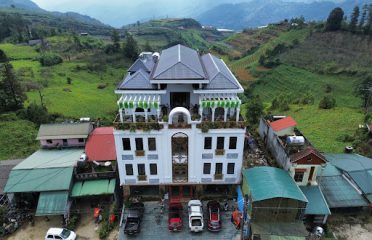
36 191 69 216
71 179 115 197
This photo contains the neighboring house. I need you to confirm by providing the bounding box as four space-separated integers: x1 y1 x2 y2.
113 44 246 201
4 149 83 218
37 122 93 148
71 127 117 201
318 163 369 208
242 167 309 239
324 153 372 205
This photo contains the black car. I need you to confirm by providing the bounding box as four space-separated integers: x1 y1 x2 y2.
124 202 145 235
207 200 222 232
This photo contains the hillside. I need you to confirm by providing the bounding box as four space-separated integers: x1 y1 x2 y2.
124 18 231 50
197 0 372 30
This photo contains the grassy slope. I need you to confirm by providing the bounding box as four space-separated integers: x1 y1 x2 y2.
250 65 363 153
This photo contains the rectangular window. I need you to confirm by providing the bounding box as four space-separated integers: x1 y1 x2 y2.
229 137 237 149
203 163 211 174
204 137 212 150
135 138 144 151
217 137 224 150
227 163 235 174
138 164 146 176
63 139 67 143
215 163 223 175
148 138 156 151
150 163 157 175
294 169 306 182
125 164 133 176
78 138 84 143
122 138 131 150
46 139 52 144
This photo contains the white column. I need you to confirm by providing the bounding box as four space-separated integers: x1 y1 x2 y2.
236 107 240 122
132 109 136 123
211 108 215 122
224 107 228 122
119 109 123 123
145 109 148 122
157 108 160 121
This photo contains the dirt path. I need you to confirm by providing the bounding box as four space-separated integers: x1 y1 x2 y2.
328 213 372 240
75 213 118 240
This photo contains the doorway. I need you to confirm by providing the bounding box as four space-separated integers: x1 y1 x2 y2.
172 132 188 183
170 92 190 109
169 186 193 201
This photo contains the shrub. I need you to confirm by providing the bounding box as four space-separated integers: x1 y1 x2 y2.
97 83 107 89
66 214 80 230
337 134 355 142
98 220 113 239
201 123 210 133
39 52 63 66
18 103 49 125
66 77 72 85
319 95 336 109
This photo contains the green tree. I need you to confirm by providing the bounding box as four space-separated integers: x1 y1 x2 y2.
22 102 49 125
0 62 26 112
366 4 372 34
359 4 368 31
111 29 120 51
0 49 7 63
245 95 264 125
325 7 344 31
319 95 336 109
123 33 139 61
349 6 360 32
144 41 153 52
355 75 372 110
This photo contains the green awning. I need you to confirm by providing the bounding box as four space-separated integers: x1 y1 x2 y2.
201 99 240 109
71 179 115 197
35 191 69 216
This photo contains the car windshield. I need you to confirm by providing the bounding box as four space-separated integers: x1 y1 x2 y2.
60 229 71 238
191 219 202 226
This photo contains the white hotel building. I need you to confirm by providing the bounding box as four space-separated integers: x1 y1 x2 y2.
113 44 246 200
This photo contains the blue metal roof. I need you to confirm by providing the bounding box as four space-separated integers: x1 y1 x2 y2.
324 153 372 172
300 186 331 215
242 167 307 203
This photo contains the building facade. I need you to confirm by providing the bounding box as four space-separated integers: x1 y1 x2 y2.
113 45 246 200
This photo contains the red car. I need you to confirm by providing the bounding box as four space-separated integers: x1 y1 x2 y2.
207 200 222 232
168 202 183 232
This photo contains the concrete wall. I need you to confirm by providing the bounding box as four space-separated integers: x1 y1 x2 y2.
289 165 321 186
40 138 86 148
258 118 291 170
114 124 245 186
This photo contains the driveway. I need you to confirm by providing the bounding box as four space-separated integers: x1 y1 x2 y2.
119 201 241 240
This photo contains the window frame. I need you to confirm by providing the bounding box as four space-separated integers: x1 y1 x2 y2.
148 138 156 151
137 164 146 176
125 164 133 176
294 170 305 182
215 163 223 175
229 137 237 150
227 163 235 174
122 138 131 151
150 163 157 175
203 163 211 174
135 138 144 151
204 137 212 150
217 137 224 150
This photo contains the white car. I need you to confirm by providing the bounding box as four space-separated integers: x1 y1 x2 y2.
188 200 204 232
45 228 77 240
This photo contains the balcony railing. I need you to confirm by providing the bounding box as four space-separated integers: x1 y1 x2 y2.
214 174 224 180
75 171 116 180
138 175 147 181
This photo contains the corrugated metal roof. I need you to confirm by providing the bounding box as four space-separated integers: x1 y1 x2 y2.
269 116 297 132
35 191 69 216
300 186 331 215
71 179 115 197
118 69 155 90
4 167 73 193
242 167 307 202
152 44 206 80
128 56 154 72
348 170 372 195
320 164 341 177
37 122 92 140
319 175 369 208
325 153 372 172
202 53 240 89
85 127 116 161
13 149 83 170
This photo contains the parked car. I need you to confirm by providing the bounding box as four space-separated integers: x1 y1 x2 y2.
45 228 76 240
124 202 145 235
188 200 204 232
168 201 183 232
207 200 222 231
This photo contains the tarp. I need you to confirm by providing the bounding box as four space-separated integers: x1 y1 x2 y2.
4 167 74 193
35 191 69 216
71 179 115 197
236 186 244 212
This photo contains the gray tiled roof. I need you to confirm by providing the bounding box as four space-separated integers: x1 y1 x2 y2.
128 55 154 73
201 53 240 90
118 69 155 90
152 44 206 80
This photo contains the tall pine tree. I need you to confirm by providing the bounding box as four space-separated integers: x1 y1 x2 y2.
359 4 368 31
111 29 120 52
123 33 139 61
349 6 360 32
366 4 372 34
325 7 344 31
0 52 26 112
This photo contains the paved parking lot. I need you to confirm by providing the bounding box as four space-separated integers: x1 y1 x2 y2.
119 201 241 240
